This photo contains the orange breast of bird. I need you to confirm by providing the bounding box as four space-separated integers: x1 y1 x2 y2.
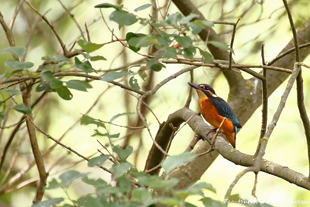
199 98 236 147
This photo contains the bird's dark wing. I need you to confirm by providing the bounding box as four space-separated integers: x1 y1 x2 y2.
210 97 242 128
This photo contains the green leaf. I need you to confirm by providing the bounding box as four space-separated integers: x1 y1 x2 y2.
129 76 140 90
5 60 34 70
76 196 105 207
150 63 166 72
189 20 214 34
74 57 94 72
0 112 6 123
176 36 192 48
113 145 133 161
201 197 226 207
66 80 92 92
115 176 133 193
110 10 138 26
198 48 213 63
41 71 63 89
5 89 20 95
134 3 152 12
166 12 182 26
77 40 103 53
36 82 50 92
31 198 64 207
136 36 159 47
132 188 152 204
101 69 130 82
208 40 232 52
110 112 136 122
137 175 179 189
59 170 87 186
80 115 105 128
55 86 73 100
111 162 132 179
90 55 106 61
94 3 123 10
88 155 110 167
46 178 61 189
162 152 196 173
183 47 196 59
81 177 107 186
154 197 181 206
0 46 26 57
163 47 177 58
92 129 120 138
177 182 216 199
13 104 32 114
180 13 200 24
126 32 146 52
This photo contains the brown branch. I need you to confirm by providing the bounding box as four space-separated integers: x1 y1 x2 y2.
162 107 310 191
9 0 25 29
24 0 68 56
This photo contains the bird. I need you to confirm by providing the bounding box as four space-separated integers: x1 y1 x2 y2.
188 82 242 148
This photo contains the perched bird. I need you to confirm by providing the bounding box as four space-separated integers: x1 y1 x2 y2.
188 82 242 148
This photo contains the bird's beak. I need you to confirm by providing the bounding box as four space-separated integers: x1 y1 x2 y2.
188 82 201 91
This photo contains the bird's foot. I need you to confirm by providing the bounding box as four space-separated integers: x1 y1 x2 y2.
207 128 218 137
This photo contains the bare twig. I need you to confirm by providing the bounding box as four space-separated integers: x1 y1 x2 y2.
24 0 68 56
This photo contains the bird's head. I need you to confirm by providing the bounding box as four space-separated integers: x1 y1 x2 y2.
188 82 217 99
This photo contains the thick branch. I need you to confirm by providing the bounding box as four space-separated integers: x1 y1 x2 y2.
163 107 310 190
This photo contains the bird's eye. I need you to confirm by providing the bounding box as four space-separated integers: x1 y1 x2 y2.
199 85 205 89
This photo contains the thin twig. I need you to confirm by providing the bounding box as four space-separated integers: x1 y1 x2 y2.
24 0 68 56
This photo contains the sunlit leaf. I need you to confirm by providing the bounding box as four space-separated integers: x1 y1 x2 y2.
94 3 123 10
77 40 103 53
101 69 130 82
5 60 33 70
0 46 26 57
162 152 196 173
134 3 152 12
55 86 73 100
88 155 110 167
166 12 182 26
13 104 32 114
66 80 92 92
110 10 138 25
